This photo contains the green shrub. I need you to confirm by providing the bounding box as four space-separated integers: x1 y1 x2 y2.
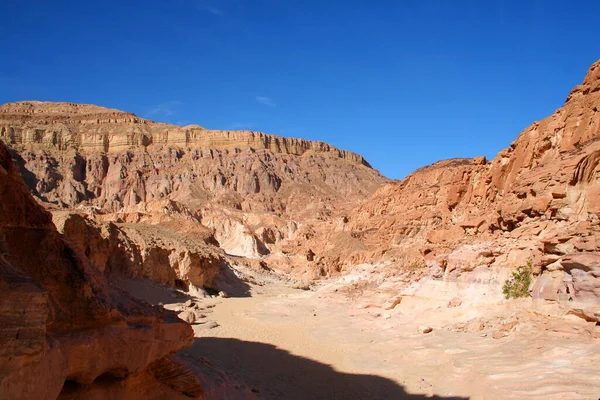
502 260 532 299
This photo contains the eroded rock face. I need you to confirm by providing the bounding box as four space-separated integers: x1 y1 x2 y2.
0 100 387 281
0 101 368 162
0 140 202 399
311 59 600 320
53 210 224 291
0 101 384 217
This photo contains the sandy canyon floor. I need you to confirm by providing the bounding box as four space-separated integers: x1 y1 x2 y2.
118 269 600 400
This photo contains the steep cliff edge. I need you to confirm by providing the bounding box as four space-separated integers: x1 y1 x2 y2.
0 101 381 216
0 140 204 399
0 101 370 165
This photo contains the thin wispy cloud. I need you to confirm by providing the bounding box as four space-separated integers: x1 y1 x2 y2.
256 96 276 107
147 101 182 119
197 3 223 16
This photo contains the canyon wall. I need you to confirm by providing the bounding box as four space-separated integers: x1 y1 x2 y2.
2 62 600 326
0 101 379 218
0 140 206 399
316 60 600 321
0 101 369 164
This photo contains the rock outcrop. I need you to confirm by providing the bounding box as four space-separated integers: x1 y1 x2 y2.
0 140 203 399
52 209 225 292
0 101 369 163
307 60 600 321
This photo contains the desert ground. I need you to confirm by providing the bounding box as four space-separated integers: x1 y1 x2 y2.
118 266 600 400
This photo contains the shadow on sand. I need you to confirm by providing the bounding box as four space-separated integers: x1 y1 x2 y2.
111 261 252 307
214 261 252 298
190 337 469 400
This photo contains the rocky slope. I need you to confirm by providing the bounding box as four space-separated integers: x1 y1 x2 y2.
0 140 205 399
0 102 386 280
299 60 600 322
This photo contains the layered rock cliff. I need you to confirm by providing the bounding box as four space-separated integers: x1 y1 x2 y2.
0 140 204 399
0 101 369 164
0 101 380 217
0 101 386 277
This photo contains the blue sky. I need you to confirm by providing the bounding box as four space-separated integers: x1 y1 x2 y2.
1 1 598 179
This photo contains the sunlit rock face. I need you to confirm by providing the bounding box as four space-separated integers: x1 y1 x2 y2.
0 99 387 275
0 100 381 213
322 60 600 321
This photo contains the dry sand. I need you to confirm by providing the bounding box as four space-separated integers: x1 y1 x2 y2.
117 274 600 400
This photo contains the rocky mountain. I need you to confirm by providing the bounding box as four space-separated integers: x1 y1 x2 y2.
308 59 600 322
0 102 387 278
0 101 382 217
2 62 600 325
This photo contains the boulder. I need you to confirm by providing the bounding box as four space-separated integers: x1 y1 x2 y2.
178 311 197 324
418 326 433 334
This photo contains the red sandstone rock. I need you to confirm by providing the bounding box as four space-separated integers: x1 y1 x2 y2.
0 140 202 399
301 60 600 321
